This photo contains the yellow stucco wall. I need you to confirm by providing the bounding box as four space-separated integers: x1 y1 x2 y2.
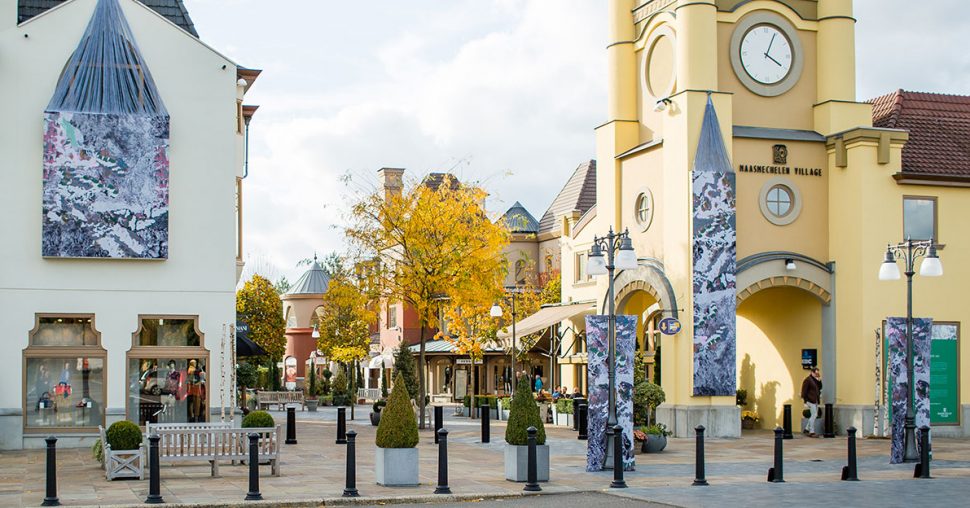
738 286 823 428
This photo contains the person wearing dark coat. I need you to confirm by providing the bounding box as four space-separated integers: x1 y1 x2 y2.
800 368 822 437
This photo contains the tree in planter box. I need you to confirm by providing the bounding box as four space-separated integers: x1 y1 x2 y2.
505 376 548 482
375 372 419 485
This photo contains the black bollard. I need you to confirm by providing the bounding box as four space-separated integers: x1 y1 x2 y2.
524 426 541 492
915 426 931 479
610 424 627 488
434 406 443 444
343 430 359 496
692 425 708 486
782 404 793 439
145 434 163 504
481 403 491 443
42 436 59 507
285 406 297 445
824 403 835 438
768 427 785 483
435 428 451 494
336 407 347 444
245 432 263 500
577 404 588 440
841 426 859 481
572 398 580 431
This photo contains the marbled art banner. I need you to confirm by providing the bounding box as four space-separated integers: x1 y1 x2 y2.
42 111 170 259
585 315 636 472
691 170 737 395
887 317 932 464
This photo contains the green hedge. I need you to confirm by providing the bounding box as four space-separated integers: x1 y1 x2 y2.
242 410 275 428
463 394 499 409
376 372 419 448
554 398 574 414
106 420 142 451
505 377 546 446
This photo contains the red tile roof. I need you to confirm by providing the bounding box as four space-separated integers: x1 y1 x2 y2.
870 90 970 179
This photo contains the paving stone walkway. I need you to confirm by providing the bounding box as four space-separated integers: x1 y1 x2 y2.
2 405 968 507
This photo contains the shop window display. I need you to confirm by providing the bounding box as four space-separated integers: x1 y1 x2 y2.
137 318 201 347
23 315 106 430
128 357 207 425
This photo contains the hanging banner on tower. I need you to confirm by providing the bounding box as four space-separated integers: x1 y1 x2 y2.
585 314 636 472
691 97 737 396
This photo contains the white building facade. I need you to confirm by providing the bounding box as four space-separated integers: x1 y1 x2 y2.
0 0 256 449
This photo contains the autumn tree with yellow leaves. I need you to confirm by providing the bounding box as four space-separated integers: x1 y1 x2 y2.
236 274 286 361
346 174 509 428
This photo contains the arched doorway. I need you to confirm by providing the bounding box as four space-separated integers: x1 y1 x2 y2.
612 260 678 387
736 277 831 430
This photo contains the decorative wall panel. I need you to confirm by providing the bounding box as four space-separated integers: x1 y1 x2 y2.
887 317 931 464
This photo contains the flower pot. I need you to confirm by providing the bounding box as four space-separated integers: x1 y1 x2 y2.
642 434 667 453
633 440 644 455
306 399 319 412
370 411 381 426
504 444 549 482
741 419 757 430
375 447 419 486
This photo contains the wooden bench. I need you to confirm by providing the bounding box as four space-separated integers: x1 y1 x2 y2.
99 425 145 480
152 425 282 477
256 391 306 411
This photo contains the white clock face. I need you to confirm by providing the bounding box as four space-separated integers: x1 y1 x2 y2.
740 25 793 85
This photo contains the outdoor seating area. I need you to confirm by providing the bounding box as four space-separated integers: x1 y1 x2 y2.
256 391 306 411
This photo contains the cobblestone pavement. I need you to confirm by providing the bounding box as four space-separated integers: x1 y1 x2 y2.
2 405 968 507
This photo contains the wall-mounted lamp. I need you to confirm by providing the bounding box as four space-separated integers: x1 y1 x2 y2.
785 259 797 271
311 325 320 339
654 98 672 113
236 78 248 87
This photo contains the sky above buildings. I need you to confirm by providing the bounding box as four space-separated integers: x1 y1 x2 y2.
181 0 969 284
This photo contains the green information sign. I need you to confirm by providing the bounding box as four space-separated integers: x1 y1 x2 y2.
930 324 960 425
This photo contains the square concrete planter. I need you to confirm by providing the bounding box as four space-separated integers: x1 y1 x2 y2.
504 444 549 482
375 447 419 486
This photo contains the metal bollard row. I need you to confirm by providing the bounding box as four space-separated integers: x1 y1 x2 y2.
343 430 359 497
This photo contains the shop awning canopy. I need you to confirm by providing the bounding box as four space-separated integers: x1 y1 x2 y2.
496 301 595 347
367 351 395 369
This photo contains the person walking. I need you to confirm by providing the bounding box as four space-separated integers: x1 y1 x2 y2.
800 368 822 437
533 374 543 393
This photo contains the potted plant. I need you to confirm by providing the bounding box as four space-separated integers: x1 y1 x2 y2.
552 398 573 426
242 410 276 465
642 423 671 453
498 397 511 420
375 372 419 486
741 410 760 430
370 399 387 426
504 377 548 482
101 420 144 480
736 388 748 408
331 368 350 407
633 428 647 455
305 366 320 412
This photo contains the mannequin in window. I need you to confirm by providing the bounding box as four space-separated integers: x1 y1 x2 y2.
57 361 72 399
187 360 201 422
443 366 452 392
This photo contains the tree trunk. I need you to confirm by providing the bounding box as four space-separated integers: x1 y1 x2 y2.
418 324 426 429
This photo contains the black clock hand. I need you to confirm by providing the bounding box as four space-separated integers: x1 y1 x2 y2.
765 53 783 66
765 33 776 56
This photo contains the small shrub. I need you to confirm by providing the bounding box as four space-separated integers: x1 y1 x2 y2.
735 388 748 408
106 420 142 451
644 423 671 437
554 398 574 414
92 439 104 464
393 346 419 400
634 381 665 426
373 399 387 412
505 377 546 446
318 395 333 406
375 372 419 448
242 410 275 428
332 368 349 405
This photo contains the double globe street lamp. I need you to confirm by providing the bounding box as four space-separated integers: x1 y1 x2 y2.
587 228 638 463
878 237 943 462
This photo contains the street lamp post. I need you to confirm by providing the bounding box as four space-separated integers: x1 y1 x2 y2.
879 237 943 463
586 227 638 462
491 287 518 395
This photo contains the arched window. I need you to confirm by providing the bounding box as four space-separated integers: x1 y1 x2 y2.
285 306 297 328
514 259 527 283
23 314 106 431
127 316 209 425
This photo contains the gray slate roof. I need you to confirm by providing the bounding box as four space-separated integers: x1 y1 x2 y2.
693 96 733 174
499 201 539 233
537 160 596 234
286 260 331 296
18 0 199 37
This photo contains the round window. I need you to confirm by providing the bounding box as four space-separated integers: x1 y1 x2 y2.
635 191 654 229
758 178 801 226
766 185 793 217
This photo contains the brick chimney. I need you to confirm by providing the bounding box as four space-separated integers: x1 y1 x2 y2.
377 167 405 200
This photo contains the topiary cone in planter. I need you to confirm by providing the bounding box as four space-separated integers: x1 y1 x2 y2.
504 377 549 482
375 372 419 486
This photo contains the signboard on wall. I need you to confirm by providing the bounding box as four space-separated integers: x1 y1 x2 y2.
931 324 960 425
801 349 817 369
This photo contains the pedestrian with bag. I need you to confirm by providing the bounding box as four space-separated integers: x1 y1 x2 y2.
800 367 822 437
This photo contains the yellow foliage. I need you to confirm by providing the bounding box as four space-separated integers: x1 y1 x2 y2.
235 274 286 360
318 273 374 361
